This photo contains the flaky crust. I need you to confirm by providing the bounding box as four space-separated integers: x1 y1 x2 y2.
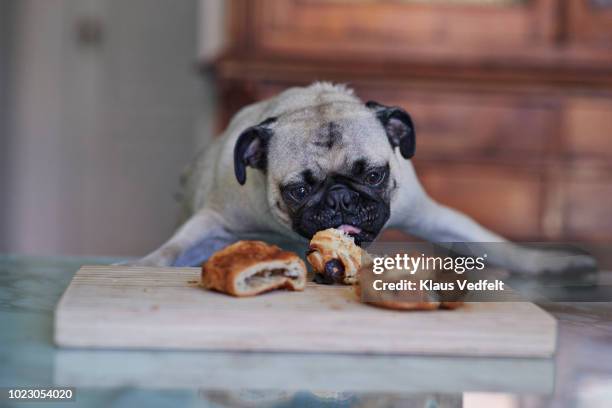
306 229 367 284
201 240 306 297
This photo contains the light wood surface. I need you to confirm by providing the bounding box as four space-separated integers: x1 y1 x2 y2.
54 266 557 357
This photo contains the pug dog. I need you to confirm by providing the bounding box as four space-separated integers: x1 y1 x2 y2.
131 82 595 276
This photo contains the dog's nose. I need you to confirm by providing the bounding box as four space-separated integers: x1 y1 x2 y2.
325 185 358 211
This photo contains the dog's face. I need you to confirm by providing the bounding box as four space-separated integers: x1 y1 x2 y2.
234 99 415 246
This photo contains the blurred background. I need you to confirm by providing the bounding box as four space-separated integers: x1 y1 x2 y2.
1 0 612 258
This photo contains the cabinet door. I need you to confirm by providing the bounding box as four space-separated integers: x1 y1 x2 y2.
564 97 612 161
415 162 544 240
567 0 612 49
242 0 556 61
562 166 612 242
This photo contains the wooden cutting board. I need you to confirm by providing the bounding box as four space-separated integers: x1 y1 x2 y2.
54 266 557 357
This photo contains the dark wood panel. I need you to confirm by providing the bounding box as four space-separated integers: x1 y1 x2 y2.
564 178 612 241
565 97 612 159
567 0 612 48
415 162 544 240
353 88 559 158
252 0 557 60
213 55 612 97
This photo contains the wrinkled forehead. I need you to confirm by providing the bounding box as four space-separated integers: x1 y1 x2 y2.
269 104 391 184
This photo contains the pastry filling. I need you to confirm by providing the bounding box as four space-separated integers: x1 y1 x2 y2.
243 267 302 289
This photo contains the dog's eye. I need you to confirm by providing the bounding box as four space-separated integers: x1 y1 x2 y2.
287 184 311 202
364 169 386 185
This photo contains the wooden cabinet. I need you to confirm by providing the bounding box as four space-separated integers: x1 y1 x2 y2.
212 0 612 242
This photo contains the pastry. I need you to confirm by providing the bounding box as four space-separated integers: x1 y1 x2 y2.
306 228 368 284
201 240 306 297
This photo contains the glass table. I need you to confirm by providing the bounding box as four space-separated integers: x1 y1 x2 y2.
1 255 611 407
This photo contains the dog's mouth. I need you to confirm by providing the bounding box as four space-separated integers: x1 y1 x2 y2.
332 224 376 247
337 224 361 236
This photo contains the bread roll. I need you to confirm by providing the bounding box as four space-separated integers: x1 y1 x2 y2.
306 228 368 284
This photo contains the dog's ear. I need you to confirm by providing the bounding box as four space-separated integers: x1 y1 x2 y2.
366 101 415 159
233 117 276 185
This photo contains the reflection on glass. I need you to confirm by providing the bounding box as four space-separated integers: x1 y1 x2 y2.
324 0 527 5
201 390 465 408
402 0 524 4
320 0 532 6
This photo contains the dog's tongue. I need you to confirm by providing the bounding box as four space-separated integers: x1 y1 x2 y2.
337 224 361 235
